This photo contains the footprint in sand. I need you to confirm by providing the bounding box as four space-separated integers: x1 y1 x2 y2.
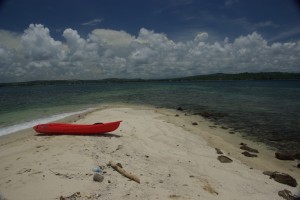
17 168 42 176
191 176 219 195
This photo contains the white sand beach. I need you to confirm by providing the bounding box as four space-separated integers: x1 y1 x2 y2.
0 104 299 200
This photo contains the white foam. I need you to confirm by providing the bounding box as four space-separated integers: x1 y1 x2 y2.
0 108 93 136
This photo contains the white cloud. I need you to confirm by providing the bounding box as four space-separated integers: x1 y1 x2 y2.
21 24 65 61
0 24 299 82
88 29 135 57
130 47 154 63
269 27 300 42
63 28 88 60
81 18 103 26
63 29 86 52
254 21 278 29
0 30 22 50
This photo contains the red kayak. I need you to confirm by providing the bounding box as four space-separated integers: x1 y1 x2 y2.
33 121 122 135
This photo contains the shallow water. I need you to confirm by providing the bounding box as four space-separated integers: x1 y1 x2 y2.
0 80 299 152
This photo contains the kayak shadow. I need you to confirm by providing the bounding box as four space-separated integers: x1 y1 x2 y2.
35 133 122 138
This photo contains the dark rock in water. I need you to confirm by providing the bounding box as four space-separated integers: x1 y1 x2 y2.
293 153 300 160
240 144 259 153
194 112 225 118
192 122 198 125
177 107 183 111
263 171 298 187
278 189 294 200
217 155 233 163
297 163 300 168
275 152 295 161
199 111 212 118
93 173 104 182
215 148 223 154
269 172 297 187
242 151 257 157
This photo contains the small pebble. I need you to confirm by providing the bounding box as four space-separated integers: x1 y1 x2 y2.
92 166 102 173
93 173 104 182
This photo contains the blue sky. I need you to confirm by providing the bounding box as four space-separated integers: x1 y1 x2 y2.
0 0 300 82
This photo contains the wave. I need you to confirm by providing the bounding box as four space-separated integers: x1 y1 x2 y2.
0 108 93 137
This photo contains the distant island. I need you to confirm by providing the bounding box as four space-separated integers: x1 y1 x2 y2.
1 72 300 87
173 72 300 81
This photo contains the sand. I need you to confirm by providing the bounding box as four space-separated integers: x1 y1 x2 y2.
0 104 299 200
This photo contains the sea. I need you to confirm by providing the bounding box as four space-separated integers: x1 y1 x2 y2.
0 80 299 152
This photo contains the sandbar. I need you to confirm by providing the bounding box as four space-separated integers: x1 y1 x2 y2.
0 104 299 199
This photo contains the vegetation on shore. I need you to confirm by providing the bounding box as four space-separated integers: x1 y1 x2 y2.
1 72 300 87
173 72 300 81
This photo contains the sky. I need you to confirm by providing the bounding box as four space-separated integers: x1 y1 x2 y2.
0 0 300 82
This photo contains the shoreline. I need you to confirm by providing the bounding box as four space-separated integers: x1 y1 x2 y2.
155 105 300 179
0 108 96 137
0 103 299 199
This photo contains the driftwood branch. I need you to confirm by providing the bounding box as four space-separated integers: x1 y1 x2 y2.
49 169 72 179
108 161 140 184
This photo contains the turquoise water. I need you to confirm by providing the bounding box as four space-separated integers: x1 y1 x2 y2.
0 81 299 152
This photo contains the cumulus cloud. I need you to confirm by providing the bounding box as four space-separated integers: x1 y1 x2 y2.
0 30 22 50
88 29 135 57
0 24 299 82
21 24 65 60
63 28 88 60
